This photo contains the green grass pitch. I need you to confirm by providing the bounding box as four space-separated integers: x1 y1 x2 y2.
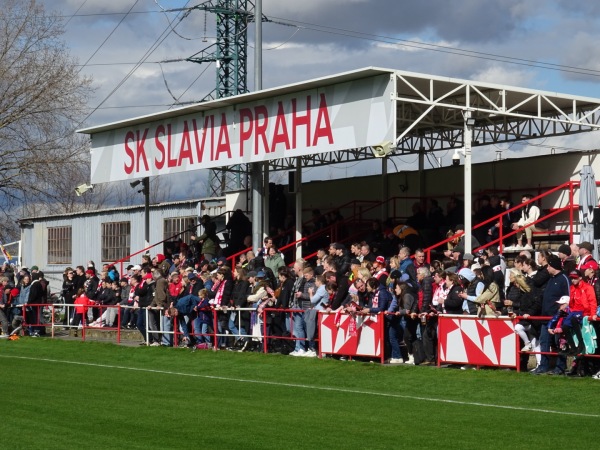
0 338 598 449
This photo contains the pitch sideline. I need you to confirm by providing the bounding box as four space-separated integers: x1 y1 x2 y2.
1 354 598 419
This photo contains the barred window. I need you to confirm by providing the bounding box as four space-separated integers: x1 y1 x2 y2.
101 222 131 262
164 216 197 243
48 226 72 264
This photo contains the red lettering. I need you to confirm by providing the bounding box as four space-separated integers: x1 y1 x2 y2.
313 93 333 146
209 115 215 161
136 129 150 172
178 121 194 166
292 97 311 148
215 113 232 160
192 119 204 163
254 105 269 154
124 131 135 174
271 101 290 151
167 123 177 168
239 108 253 157
154 125 166 170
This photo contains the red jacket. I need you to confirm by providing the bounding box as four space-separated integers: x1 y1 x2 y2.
74 294 91 314
570 281 597 317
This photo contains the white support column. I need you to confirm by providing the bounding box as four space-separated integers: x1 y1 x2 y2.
295 157 303 260
263 163 269 239
382 158 388 221
464 111 473 254
251 163 262 252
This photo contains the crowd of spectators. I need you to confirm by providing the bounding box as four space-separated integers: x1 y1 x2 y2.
2 205 600 378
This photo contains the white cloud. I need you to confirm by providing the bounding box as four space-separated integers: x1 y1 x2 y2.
469 65 535 87
29 0 600 196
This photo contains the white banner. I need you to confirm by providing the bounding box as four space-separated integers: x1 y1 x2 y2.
89 75 395 184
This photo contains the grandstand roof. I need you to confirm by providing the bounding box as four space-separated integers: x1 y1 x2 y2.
79 66 600 179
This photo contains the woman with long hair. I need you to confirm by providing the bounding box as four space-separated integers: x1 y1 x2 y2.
473 266 501 318
442 272 464 315
229 266 251 347
507 268 541 370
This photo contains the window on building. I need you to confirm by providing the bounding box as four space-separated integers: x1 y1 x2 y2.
48 226 72 264
164 216 197 243
102 221 131 262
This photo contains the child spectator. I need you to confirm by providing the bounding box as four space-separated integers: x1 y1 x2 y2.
548 296 582 355
193 289 212 346
72 288 91 328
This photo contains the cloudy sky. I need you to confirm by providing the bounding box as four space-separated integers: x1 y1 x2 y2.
39 0 600 186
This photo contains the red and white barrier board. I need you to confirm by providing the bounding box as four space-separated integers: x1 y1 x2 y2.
319 313 384 362
438 315 517 368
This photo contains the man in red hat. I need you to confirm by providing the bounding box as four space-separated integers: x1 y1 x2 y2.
153 253 171 277
569 269 597 318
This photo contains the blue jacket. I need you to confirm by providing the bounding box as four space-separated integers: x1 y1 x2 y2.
541 272 570 316
195 297 212 325
368 286 391 314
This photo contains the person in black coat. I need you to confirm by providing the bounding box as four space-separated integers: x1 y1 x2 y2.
230 267 251 344
443 272 465 314
62 269 77 324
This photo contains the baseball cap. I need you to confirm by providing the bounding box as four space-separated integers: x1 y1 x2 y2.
581 260 599 271
132 264 142 271
375 256 386 265
569 269 582 279
458 268 476 282
556 296 570 305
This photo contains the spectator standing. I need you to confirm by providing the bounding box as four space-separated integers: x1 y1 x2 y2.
531 255 570 375
577 241 598 272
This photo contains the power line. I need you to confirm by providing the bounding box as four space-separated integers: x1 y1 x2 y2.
78 0 140 73
265 16 600 79
80 2 193 125
63 0 89 26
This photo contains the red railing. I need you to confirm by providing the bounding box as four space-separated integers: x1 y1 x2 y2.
421 180 579 262
107 179 587 272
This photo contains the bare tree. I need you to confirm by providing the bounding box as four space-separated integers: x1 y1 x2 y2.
0 0 93 240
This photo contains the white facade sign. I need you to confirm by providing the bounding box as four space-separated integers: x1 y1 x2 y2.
89 75 395 184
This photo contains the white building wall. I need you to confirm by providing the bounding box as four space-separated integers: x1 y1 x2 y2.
20 198 226 292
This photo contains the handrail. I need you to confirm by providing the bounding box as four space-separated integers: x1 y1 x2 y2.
421 180 579 261
112 180 586 272
109 209 243 273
